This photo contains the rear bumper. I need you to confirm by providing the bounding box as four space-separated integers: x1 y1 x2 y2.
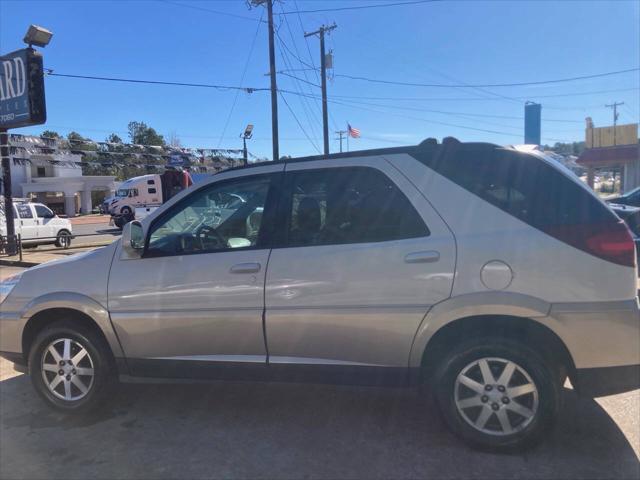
574 364 640 397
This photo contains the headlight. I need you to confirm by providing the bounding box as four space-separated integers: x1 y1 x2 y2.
0 273 23 304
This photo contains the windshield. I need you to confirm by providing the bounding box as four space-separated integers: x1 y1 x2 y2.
116 189 130 197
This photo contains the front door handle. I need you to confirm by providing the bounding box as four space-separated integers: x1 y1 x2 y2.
405 251 440 264
230 262 261 274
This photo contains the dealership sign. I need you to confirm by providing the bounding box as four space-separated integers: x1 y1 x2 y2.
0 48 46 129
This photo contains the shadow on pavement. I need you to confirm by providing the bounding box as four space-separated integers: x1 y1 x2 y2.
1 373 638 480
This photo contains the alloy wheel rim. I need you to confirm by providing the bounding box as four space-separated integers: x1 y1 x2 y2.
454 357 539 436
41 338 95 401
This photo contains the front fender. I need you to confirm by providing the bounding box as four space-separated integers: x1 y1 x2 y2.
408 291 556 367
21 292 125 359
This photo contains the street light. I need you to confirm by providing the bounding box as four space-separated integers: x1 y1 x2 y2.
241 124 254 166
23 25 53 48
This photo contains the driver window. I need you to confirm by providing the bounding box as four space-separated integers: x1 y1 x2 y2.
146 175 271 257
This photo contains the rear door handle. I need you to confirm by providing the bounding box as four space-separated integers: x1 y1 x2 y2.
230 262 261 274
405 251 440 264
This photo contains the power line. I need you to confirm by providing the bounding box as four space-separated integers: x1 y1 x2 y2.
157 0 263 22
46 70 638 99
278 8 324 141
293 0 337 133
279 71 322 88
334 67 640 88
281 89 582 123
217 9 264 147
276 26 323 149
45 71 269 92
326 97 570 143
318 86 640 103
280 0 441 15
279 92 322 154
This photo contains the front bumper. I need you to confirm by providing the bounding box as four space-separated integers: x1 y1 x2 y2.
574 364 640 397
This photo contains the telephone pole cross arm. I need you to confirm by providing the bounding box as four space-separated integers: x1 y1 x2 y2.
305 23 337 156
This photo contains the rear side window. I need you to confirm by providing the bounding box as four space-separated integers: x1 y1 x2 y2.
417 146 615 228
284 167 429 247
16 204 34 219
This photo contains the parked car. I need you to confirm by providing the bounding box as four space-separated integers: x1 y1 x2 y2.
606 186 640 207
0 201 72 251
1 139 638 452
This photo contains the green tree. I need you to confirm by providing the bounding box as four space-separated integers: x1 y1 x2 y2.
66 131 97 152
40 130 61 139
127 121 165 146
67 131 85 142
106 133 123 144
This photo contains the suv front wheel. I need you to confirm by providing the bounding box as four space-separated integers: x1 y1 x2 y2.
28 320 115 412
433 338 561 452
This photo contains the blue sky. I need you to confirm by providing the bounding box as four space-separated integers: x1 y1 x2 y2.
1 0 638 159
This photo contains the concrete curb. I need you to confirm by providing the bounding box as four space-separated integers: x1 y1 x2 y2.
0 242 113 268
0 258 40 267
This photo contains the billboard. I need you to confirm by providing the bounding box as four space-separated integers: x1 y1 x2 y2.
585 122 638 148
0 48 46 129
524 102 541 145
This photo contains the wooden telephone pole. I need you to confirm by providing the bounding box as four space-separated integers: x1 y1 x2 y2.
335 130 347 153
605 101 624 146
251 0 279 161
305 23 337 155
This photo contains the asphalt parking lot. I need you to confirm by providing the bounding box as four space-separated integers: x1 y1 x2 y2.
0 356 638 480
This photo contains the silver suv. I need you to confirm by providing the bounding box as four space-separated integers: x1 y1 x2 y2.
1 139 638 451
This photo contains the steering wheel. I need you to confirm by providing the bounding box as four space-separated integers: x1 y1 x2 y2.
195 225 226 250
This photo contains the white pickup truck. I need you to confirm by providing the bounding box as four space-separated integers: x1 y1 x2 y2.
0 201 73 251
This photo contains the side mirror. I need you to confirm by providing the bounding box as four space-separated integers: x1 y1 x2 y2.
122 220 144 258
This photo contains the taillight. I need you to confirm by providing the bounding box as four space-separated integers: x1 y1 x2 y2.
543 220 636 268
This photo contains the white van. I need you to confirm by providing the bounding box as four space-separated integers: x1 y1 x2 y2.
0 202 73 250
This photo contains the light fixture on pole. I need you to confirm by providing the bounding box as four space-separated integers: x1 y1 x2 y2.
1 24 52 256
241 124 254 166
23 25 53 48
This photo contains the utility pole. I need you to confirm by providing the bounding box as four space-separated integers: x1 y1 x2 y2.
252 0 279 161
335 130 347 153
305 23 337 156
605 101 624 146
0 129 17 255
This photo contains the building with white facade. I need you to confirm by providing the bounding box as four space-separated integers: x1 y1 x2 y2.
1 135 116 216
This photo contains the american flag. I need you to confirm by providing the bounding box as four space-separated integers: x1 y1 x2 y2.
347 123 361 138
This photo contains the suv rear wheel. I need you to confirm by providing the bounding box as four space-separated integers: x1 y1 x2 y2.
433 338 561 452
28 320 115 412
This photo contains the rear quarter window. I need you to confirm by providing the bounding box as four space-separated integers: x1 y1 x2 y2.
417 146 615 228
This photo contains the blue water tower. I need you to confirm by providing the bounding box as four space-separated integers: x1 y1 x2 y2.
524 102 542 145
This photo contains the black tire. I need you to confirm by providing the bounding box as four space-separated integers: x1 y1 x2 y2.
432 337 561 452
120 206 132 215
55 230 72 248
28 320 116 413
